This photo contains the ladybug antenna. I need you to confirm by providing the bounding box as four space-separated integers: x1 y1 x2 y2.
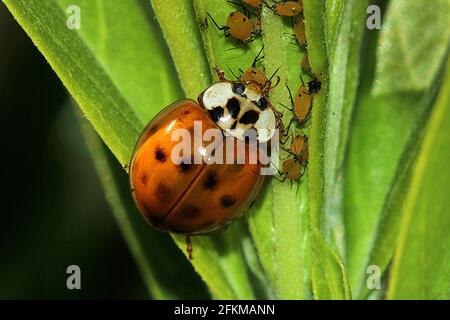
251 45 265 68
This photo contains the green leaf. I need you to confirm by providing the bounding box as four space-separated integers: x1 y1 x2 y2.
387 57 450 299
3 0 182 165
152 0 211 98
321 0 368 256
260 5 311 299
78 110 208 299
312 229 351 300
345 7 447 296
373 0 450 95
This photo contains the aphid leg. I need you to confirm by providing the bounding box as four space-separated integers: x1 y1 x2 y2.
286 83 295 106
186 236 193 260
299 73 306 86
273 175 286 183
213 66 228 81
227 66 241 80
251 45 265 68
206 12 229 37
280 133 292 145
280 146 296 156
279 102 293 112
283 117 295 137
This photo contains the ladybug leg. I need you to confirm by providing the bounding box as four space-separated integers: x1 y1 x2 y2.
186 236 193 260
213 66 228 81
122 163 130 173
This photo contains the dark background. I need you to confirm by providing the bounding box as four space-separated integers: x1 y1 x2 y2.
0 3 148 299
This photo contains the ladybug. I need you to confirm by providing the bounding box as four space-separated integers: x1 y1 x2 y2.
283 76 321 133
129 67 280 256
270 1 303 17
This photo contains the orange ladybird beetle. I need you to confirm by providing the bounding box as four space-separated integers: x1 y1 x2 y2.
129 67 281 258
270 1 303 17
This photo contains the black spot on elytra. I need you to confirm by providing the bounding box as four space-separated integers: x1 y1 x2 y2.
226 97 241 119
155 147 167 162
203 171 219 190
220 195 236 208
141 202 162 225
182 110 191 115
179 160 193 172
156 182 172 202
180 204 202 218
208 106 225 122
239 110 259 125
140 173 148 185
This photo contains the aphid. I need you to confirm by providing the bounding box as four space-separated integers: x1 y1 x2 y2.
129 66 282 257
277 134 308 182
243 0 263 8
240 46 269 86
270 1 303 17
207 11 252 43
293 14 307 47
301 53 311 73
283 76 321 133
289 134 308 164
281 158 302 181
